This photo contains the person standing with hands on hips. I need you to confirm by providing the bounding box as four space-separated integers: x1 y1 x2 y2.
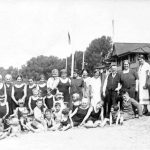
103 63 121 118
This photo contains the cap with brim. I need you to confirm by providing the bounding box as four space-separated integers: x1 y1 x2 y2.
111 62 117 67
138 54 145 60
105 63 111 68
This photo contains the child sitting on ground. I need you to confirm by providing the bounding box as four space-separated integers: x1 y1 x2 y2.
101 104 121 127
59 108 73 131
71 93 81 112
119 89 142 125
32 99 46 131
44 109 54 131
84 101 104 128
53 92 66 111
70 98 93 127
0 116 21 139
110 104 121 125
19 109 39 133
12 99 28 119
51 102 62 131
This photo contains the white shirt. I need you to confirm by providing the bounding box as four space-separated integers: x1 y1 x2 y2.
47 77 59 89
34 106 44 120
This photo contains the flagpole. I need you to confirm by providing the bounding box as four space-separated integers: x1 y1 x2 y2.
112 19 115 45
71 51 75 77
112 0 115 51
82 51 85 70
68 32 74 77
66 57 67 70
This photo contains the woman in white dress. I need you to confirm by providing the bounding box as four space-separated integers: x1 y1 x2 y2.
138 54 150 114
90 69 102 108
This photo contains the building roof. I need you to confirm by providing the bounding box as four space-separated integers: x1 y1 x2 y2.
112 42 150 57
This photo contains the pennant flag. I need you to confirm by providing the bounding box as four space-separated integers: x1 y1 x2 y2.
68 32 71 45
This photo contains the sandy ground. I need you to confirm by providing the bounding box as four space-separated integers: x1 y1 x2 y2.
1 116 150 150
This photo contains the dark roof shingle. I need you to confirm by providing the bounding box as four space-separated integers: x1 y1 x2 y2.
112 42 150 56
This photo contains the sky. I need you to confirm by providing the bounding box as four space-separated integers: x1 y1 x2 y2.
0 0 150 69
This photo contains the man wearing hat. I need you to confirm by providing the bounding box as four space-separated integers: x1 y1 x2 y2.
138 54 150 114
103 62 121 118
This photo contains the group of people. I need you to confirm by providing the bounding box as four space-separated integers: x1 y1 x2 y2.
0 54 150 139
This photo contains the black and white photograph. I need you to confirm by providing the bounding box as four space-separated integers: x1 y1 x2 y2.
0 0 150 149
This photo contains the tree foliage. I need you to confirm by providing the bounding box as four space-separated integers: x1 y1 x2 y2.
0 35 112 79
20 55 66 80
66 51 83 75
0 66 18 80
85 36 112 71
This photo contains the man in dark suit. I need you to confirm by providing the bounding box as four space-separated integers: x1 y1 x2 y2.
103 62 121 118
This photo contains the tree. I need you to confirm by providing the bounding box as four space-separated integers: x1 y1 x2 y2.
20 55 66 80
0 67 7 78
7 66 19 79
85 36 112 71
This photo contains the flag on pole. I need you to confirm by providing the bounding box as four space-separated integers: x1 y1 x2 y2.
68 31 74 77
112 19 114 42
68 32 71 45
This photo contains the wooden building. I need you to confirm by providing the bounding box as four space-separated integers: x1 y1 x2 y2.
108 42 150 70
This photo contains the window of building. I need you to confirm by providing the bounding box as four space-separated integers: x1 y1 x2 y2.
130 54 136 63
117 58 121 66
122 56 128 61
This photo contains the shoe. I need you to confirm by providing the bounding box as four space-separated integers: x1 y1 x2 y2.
135 114 139 118
143 109 148 115
145 112 150 116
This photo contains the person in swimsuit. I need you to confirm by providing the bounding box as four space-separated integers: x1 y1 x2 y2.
70 93 81 113
28 88 40 114
44 88 54 109
44 109 54 131
5 74 13 116
12 99 28 119
0 75 7 99
59 108 72 131
70 98 92 127
101 104 121 127
37 74 47 98
84 101 104 128
57 69 71 107
0 95 9 121
11 75 27 111
25 77 37 108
